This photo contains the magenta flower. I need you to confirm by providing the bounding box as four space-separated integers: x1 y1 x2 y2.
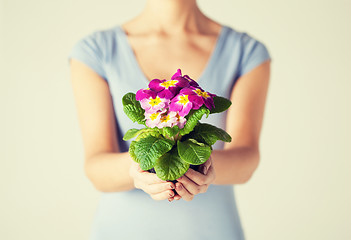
181 87 216 110
149 78 189 99
140 96 170 113
171 69 182 80
169 90 203 117
171 69 199 87
136 88 157 101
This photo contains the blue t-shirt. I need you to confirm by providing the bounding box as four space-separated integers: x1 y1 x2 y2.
68 24 271 240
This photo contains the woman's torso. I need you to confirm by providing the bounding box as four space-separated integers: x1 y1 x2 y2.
68 22 271 240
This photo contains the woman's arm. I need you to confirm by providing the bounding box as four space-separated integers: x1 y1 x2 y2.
70 59 134 192
161 60 271 201
212 59 271 184
70 59 177 198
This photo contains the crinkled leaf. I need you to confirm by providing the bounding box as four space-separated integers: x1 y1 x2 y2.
123 128 142 141
188 123 232 145
177 139 212 165
134 136 174 170
122 93 145 124
124 128 161 141
154 148 190 181
135 129 161 141
129 140 138 163
179 106 210 136
210 96 232 114
159 125 180 138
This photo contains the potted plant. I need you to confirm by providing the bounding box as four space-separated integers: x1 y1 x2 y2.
122 69 232 193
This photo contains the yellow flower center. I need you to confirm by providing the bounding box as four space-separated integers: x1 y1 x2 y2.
160 80 177 89
150 112 159 121
194 88 203 96
201 91 210 98
149 97 162 106
161 115 170 123
178 95 189 105
194 88 210 98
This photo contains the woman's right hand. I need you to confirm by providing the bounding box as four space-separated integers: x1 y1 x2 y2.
129 161 176 201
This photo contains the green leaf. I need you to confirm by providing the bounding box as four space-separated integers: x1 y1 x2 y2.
129 140 138 163
154 148 190 181
134 135 174 170
122 93 145 124
177 139 212 165
188 123 232 145
210 96 232 114
179 106 210 135
123 128 142 141
159 125 180 138
135 129 161 141
124 128 162 141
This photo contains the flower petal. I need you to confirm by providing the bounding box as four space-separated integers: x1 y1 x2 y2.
149 79 164 92
171 69 182 80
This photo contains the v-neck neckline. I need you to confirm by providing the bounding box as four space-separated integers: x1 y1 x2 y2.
116 24 227 85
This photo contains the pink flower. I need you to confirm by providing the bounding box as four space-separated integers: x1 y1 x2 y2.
140 96 170 113
169 92 202 117
136 88 157 101
175 113 187 129
149 78 189 99
158 111 178 128
145 109 166 128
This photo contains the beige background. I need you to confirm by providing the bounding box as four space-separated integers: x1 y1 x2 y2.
1 0 351 239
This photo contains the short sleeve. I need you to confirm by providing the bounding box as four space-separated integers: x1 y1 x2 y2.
67 31 107 81
238 33 272 77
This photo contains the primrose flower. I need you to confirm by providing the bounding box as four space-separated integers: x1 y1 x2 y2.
175 113 187 129
145 109 166 128
169 92 202 117
149 78 189 99
136 88 157 101
171 69 199 87
140 96 170 113
158 111 178 128
181 87 216 110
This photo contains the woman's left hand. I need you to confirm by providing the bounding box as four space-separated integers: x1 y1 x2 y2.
171 156 216 202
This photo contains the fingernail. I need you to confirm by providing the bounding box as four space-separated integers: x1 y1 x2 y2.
203 166 207 174
169 184 174 189
176 184 182 190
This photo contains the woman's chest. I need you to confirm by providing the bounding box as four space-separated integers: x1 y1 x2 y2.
126 34 219 82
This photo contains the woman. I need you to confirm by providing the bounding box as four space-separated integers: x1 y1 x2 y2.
68 0 271 239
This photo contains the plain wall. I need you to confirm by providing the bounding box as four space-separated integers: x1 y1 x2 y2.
1 0 350 239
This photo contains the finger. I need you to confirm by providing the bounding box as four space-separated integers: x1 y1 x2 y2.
175 182 193 201
184 168 208 185
201 157 212 175
150 189 175 201
174 195 182 201
205 164 216 183
135 171 167 184
177 175 207 195
143 182 175 195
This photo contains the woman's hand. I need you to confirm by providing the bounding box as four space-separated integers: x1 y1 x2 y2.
173 157 216 202
129 161 176 201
